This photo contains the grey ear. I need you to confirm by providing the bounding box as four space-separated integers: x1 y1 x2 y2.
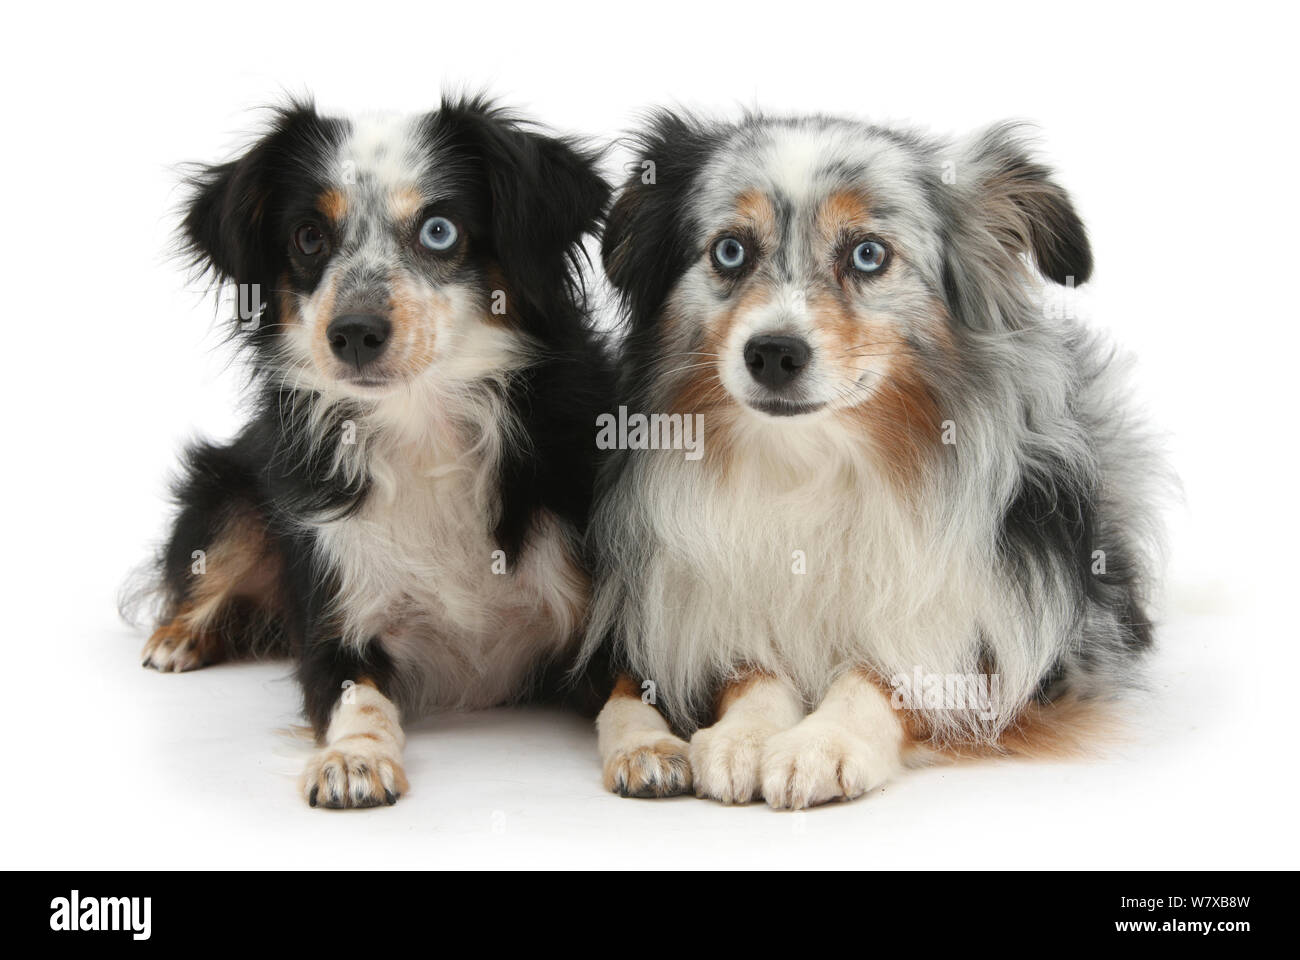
961 123 1092 286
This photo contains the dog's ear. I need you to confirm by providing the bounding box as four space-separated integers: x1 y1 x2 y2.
602 111 719 324
183 153 260 283
181 101 333 285
958 123 1092 287
434 98 610 325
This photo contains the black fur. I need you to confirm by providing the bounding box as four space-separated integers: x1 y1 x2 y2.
419 100 617 562
603 111 722 331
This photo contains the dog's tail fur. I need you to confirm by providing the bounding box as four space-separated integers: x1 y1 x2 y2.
904 694 1134 766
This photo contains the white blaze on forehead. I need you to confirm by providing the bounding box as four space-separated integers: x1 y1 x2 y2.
333 112 426 197
698 126 825 206
327 113 429 261
757 126 829 204
694 126 825 228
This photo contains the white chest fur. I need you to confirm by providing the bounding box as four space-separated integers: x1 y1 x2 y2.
313 428 585 713
600 419 1059 736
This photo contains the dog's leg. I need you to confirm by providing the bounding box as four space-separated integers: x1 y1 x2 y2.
597 673 691 798
144 499 284 672
689 670 804 804
760 668 905 810
300 676 409 809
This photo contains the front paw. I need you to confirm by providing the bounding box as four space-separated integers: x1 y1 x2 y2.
603 737 692 798
760 722 896 810
301 743 408 809
689 723 770 804
141 619 213 673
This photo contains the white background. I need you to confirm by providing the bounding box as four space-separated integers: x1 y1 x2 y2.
2 1 1296 869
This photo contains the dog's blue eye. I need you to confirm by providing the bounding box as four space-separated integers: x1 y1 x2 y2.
419 216 458 252
713 237 746 271
851 240 888 273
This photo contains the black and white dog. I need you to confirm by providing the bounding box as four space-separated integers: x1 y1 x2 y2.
136 97 613 808
581 111 1164 809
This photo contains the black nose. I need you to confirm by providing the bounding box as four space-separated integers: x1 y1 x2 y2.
327 314 391 369
743 335 811 390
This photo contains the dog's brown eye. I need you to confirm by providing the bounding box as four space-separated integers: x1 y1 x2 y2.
294 224 327 257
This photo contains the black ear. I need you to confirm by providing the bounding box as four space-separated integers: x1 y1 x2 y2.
962 123 1092 286
182 154 263 284
180 101 336 285
433 98 610 327
602 111 719 323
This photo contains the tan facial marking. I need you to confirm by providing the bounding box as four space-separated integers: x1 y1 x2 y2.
815 189 873 244
670 278 772 416
660 189 780 420
307 273 340 374
817 193 947 483
839 336 941 487
317 188 347 224
386 272 441 375
389 186 424 223
732 188 778 244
